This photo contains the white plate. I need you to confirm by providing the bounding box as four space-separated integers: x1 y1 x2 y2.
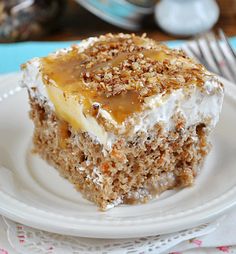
0 72 236 239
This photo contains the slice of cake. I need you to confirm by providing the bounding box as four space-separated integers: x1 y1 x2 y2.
21 34 224 210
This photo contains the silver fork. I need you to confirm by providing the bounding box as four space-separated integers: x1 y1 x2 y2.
184 29 236 83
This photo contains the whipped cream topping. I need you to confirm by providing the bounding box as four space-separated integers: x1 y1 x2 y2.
135 82 223 133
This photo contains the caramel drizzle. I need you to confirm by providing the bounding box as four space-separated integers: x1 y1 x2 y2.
41 47 169 124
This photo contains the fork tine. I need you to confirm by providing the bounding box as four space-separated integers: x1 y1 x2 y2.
196 34 222 76
219 28 236 59
186 30 236 82
215 30 236 83
196 37 205 59
185 44 216 74
185 44 200 60
204 32 224 77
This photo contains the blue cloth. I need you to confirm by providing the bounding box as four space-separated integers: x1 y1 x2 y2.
0 37 236 74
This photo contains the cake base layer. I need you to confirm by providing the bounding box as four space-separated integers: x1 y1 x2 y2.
29 93 210 210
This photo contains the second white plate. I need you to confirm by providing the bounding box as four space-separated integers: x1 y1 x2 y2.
0 73 236 238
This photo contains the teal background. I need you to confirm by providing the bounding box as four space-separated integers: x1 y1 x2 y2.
0 37 236 74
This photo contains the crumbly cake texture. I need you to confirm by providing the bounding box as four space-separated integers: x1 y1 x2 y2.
29 95 209 209
22 33 224 210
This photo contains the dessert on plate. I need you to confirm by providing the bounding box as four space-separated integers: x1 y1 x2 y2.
21 34 224 210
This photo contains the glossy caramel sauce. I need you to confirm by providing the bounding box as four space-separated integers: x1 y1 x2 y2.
41 43 169 124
